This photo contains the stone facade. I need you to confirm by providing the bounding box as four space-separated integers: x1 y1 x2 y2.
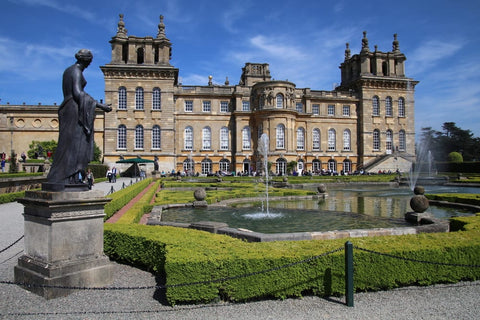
0 14 418 176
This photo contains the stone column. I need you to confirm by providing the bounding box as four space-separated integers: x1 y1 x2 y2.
14 189 114 299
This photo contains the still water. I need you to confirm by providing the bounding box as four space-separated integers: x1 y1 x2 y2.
160 185 478 234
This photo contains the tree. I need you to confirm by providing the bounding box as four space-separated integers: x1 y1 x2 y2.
28 140 102 162
447 152 463 163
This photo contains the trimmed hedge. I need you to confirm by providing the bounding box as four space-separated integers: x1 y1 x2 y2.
426 193 480 206
0 190 26 204
115 180 160 224
104 214 480 306
104 178 152 220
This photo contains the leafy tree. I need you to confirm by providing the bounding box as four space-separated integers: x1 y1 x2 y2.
27 140 102 162
447 152 463 163
419 123 480 162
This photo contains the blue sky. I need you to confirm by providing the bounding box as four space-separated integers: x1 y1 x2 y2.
1 0 480 137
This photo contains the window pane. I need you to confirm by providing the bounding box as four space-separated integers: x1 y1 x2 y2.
386 97 392 117
373 130 380 151
185 100 193 112
242 101 250 111
276 125 285 149
221 101 229 112
202 101 211 112
328 129 336 151
372 96 379 116
220 127 229 150
296 128 305 150
117 125 126 149
313 129 320 150
328 105 335 116
276 94 283 108
312 104 319 115
343 130 351 151
118 87 127 110
135 125 144 149
343 105 350 116
398 98 405 117
135 87 144 110
242 127 251 149
152 125 161 149
152 88 161 110
184 127 193 150
202 127 211 150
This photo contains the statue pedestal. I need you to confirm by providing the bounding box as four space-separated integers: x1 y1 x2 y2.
14 189 114 299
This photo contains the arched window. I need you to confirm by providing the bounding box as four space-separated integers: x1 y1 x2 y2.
312 159 321 173
220 127 229 150
134 125 144 149
399 130 406 151
385 96 393 117
343 129 351 151
276 158 287 176
343 159 352 173
242 127 251 150
184 126 193 150
118 87 127 110
201 158 212 174
117 125 126 149
386 130 393 154
372 96 380 116
373 129 380 151
152 125 161 149
296 127 305 150
276 94 284 108
328 129 336 151
135 87 144 110
312 129 320 150
202 127 211 150
219 159 230 172
276 124 285 149
183 158 194 173
152 88 161 110
398 97 405 117
328 159 337 172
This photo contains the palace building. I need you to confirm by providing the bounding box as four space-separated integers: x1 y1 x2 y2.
0 14 418 175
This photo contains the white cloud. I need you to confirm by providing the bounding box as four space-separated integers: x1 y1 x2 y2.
409 39 465 75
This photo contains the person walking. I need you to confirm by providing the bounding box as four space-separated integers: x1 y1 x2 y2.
1 158 5 173
86 168 94 190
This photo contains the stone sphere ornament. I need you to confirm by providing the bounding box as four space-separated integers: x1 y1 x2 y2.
413 186 425 195
410 194 429 213
194 188 206 201
317 184 327 194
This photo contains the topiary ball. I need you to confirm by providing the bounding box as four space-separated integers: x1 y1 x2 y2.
410 194 429 213
194 188 206 201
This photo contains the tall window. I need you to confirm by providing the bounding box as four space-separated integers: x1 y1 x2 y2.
296 103 303 113
386 130 393 153
183 158 194 173
118 87 127 110
312 104 319 115
312 159 321 172
398 97 405 117
328 159 337 172
152 88 161 110
185 100 193 112
220 127 229 150
219 159 230 172
328 129 336 151
276 94 283 108
276 158 287 176
184 126 193 150
296 127 305 150
242 101 250 111
385 97 393 117
372 96 380 116
312 129 320 150
201 159 212 174
399 130 406 151
202 100 211 112
343 129 351 151
152 125 161 149
343 105 350 117
276 124 285 149
328 104 335 116
220 101 229 112
373 129 380 151
134 125 144 149
202 127 211 150
117 125 126 149
343 159 352 173
242 127 251 150
135 87 144 110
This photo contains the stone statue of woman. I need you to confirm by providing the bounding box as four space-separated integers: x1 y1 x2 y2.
44 49 112 191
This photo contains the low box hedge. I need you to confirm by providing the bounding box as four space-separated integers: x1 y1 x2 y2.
104 178 152 220
104 213 480 306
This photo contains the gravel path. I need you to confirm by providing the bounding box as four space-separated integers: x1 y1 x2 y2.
1 181 479 319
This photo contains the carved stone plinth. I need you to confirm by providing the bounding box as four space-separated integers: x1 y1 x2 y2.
14 190 114 299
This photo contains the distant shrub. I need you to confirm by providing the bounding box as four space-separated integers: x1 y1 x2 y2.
447 152 463 163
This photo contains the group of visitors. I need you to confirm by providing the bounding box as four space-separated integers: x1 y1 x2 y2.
106 167 118 183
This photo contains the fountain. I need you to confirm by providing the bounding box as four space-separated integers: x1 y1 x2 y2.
258 133 270 215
